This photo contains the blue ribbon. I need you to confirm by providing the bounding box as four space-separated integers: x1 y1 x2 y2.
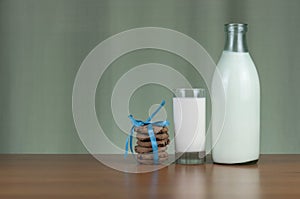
124 100 169 164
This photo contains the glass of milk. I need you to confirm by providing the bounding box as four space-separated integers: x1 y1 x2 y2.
173 88 206 164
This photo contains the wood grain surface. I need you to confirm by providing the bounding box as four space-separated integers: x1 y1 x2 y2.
0 154 299 199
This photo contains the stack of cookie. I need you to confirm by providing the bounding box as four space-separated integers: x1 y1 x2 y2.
134 125 170 164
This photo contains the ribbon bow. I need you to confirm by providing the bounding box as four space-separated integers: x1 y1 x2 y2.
124 100 169 164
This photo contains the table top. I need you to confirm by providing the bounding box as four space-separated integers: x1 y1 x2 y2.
0 154 299 199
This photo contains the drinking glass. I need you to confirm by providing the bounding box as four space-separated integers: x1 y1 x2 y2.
173 88 206 164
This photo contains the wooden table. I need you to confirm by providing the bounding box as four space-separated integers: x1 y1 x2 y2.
0 155 299 199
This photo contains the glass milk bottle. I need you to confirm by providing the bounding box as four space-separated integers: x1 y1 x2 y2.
212 23 260 164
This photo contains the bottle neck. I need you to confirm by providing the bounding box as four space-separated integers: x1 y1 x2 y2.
224 23 248 53
224 32 248 52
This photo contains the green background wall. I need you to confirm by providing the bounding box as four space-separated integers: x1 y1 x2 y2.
0 0 299 154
